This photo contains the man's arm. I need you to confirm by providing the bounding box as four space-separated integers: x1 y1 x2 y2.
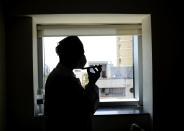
84 65 102 114
85 83 99 114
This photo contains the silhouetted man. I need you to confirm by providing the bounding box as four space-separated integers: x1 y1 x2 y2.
44 36 102 131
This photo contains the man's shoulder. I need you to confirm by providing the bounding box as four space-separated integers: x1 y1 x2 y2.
47 68 78 83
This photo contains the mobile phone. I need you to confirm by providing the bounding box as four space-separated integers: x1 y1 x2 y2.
82 65 102 70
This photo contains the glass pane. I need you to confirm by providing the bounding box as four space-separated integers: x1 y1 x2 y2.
42 36 135 102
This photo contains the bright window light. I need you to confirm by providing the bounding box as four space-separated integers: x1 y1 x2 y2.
42 36 136 103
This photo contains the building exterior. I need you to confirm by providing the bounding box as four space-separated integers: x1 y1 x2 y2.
117 36 133 66
78 36 134 101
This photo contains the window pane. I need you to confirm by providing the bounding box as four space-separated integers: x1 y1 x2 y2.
41 36 135 102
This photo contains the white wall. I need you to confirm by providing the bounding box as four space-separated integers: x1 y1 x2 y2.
142 15 153 118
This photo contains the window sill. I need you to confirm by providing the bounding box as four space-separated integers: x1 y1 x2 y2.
34 106 146 118
94 106 146 116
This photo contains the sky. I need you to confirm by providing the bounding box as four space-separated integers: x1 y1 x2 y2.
43 36 117 71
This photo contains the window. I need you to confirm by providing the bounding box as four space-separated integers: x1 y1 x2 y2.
32 14 152 117
42 36 138 103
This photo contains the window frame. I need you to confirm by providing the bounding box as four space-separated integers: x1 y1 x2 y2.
37 29 143 106
32 14 152 117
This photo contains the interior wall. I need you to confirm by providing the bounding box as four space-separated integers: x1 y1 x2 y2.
93 114 151 131
0 5 5 131
3 0 152 15
5 16 35 131
151 3 182 131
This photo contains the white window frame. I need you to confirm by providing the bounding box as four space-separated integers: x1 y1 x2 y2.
32 14 152 117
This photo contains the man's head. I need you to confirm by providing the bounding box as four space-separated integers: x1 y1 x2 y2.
56 36 86 69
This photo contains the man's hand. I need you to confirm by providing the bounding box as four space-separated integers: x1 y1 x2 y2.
87 65 102 84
